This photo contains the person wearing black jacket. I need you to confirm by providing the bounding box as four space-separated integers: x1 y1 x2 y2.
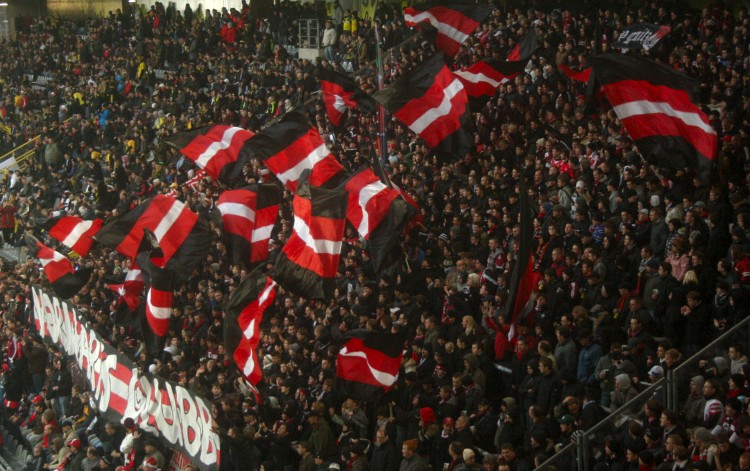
535 357 562 417
371 428 399 471
49 357 73 418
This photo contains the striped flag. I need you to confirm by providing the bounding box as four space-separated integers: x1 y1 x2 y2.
162 126 254 187
404 2 492 57
94 195 210 274
272 176 347 300
45 216 102 257
137 247 174 338
344 168 413 272
26 235 92 299
245 111 347 192
217 184 281 266
336 330 405 401
317 66 377 128
373 54 472 160
224 269 277 385
504 180 534 340
106 260 144 312
587 54 717 183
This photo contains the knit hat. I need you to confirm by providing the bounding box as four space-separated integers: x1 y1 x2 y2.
419 407 436 426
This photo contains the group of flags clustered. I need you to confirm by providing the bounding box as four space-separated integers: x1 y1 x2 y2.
28 1 718 402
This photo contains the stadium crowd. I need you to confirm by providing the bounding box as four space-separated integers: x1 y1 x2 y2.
0 0 749 471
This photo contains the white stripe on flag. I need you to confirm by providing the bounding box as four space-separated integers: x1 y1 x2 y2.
333 95 347 113
339 346 398 386
195 127 245 168
251 223 274 243
404 11 468 44
612 100 716 135
454 69 507 88
277 143 329 185
217 202 256 223
152 200 186 242
355 181 387 236
147 290 171 319
409 78 465 134
293 218 342 255
61 220 94 249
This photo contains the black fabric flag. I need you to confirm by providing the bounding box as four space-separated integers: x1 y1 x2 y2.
336 330 405 401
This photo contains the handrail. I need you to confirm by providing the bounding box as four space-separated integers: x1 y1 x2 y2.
534 314 750 471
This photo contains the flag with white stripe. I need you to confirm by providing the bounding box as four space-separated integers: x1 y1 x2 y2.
106 260 144 312
244 111 347 192
217 184 281 266
317 66 377 128
26 235 92 299
162 125 255 187
94 195 210 274
403 2 492 57
224 269 277 385
344 168 413 272
45 216 102 257
272 176 347 300
587 54 717 183
137 248 174 338
336 330 405 401
373 54 472 160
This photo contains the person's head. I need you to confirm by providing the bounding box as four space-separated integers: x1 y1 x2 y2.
402 439 418 459
500 443 516 462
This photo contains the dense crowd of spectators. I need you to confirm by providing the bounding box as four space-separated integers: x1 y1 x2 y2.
0 0 749 471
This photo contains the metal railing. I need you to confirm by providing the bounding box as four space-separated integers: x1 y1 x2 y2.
534 315 750 471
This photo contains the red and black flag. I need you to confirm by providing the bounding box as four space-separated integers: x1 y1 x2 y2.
587 54 717 182
373 54 472 160
217 184 281 267
558 63 592 83
105 260 144 312
94 195 210 274
272 176 347 301
317 66 377 128
344 168 414 272
336 330 405 401
224 268 277 385
26 235 92 299
44 216 102 257
504 180 534 340
506 27 537 62
244 111 347 192
403 2 492 57
454 58 528 108
136 245 175 339
162 125 255 187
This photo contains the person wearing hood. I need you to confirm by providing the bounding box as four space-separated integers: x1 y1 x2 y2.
682 375 706 424
494 397 523 452
611 373 638 410
519 359 541 415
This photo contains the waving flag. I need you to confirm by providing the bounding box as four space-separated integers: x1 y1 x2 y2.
336 330 405 401
245 111 347 192
373 54 472 160
344 168 413 272
613 23 671 52
506 27 537 61
558 63 592 83
26 235 92 299
272 177 347 300
45 216 102 257
454 58 527 108
587 54 717 183
404 2 492 57
224 269 277 385
106 261 144 312
94 195 210 274
504 180 534 340
217 184 281 266
163 126 254 187
317 66 377 128
137 245 175 338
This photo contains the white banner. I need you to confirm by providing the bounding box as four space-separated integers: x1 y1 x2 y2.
31 286 221 471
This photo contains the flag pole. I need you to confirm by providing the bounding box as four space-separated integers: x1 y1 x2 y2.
374 22 387 171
